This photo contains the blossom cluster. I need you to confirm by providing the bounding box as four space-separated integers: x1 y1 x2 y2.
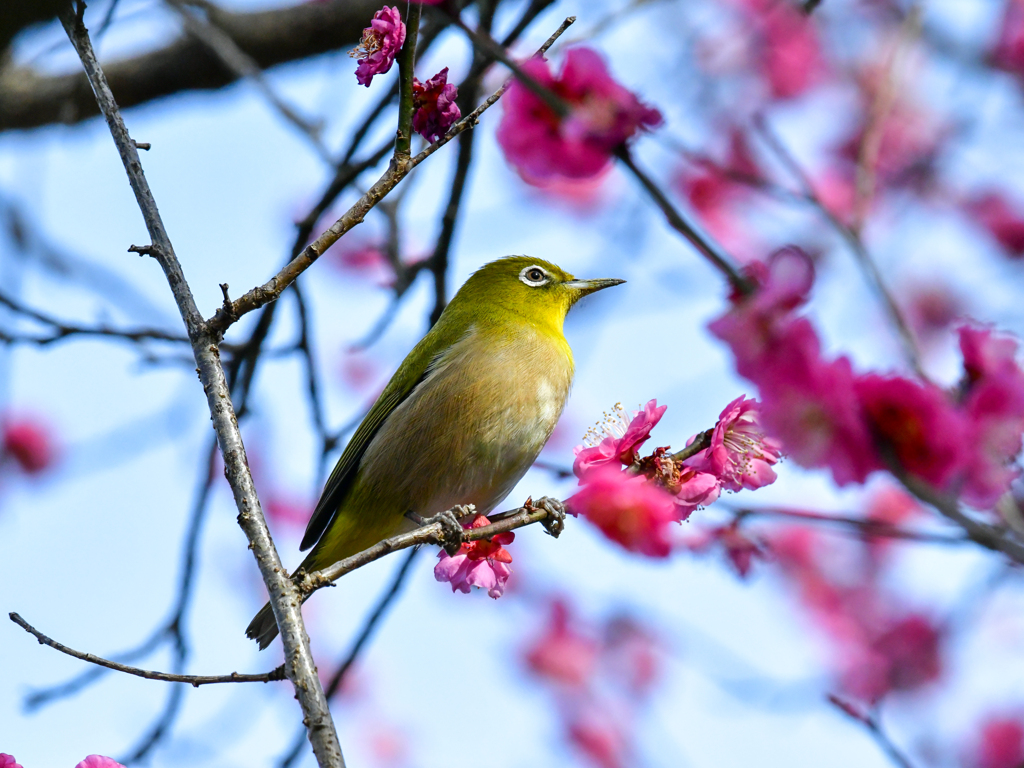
497 48 662 183
568 395 780 557
522 600 661 768
710 246 1024 510
350 6 461 141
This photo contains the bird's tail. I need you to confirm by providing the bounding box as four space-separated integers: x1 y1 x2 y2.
245 602 280 650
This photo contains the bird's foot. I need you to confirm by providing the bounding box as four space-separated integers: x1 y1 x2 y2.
531 496 567 539
412 506 472 556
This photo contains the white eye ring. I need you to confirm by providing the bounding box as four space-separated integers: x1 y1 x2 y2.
519 265 550 287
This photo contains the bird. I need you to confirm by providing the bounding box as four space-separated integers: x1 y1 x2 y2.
246 255 624 649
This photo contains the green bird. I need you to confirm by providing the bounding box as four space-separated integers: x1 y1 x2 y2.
246 255 623 648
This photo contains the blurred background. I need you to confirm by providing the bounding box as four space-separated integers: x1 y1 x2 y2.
2 0 1024 766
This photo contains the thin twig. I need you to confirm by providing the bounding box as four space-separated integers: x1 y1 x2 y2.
828 696 917 768
852 5 922 232
729 505 970 545
10 613 286 687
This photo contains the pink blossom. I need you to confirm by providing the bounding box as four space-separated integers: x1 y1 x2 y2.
411 67 460 142
433 514 514 598
568 466 678 558
904 282 965 342
972 716 1024 768
350 6 406 87
566 707 630 768
523 601 599 687
964 192 1024 258
854 374 967 488
2 417 56 475
496 48 662 182
842 613 943 702
706 521 765 578
672 466 721 519
0 756 22 768
709 248 881 486
957 325 1024 507
573 400 667 482
75 758 126 768
758 3 827 99
686 395 781 492
603 616 660 697
993 0 1024 82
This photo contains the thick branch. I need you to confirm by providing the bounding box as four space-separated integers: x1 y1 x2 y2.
0 0 385 133
10 613 286 687
58 7 344 767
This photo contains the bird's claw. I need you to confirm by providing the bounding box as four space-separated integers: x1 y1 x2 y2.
420 505 472 556
534 496 567 538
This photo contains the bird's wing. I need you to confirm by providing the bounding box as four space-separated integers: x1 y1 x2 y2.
298 326 458 551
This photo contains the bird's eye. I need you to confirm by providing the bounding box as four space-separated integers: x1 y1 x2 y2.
519 266 549 286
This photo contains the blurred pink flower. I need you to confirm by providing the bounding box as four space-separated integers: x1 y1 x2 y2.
964 191 1024 259
573 400 666 482
75 758 126 768
2 417 56 475
568 466 678 558
854 374 967 488
759 4 827 99
351 6 406 87
566 708 630 768
412 67 460 142
524 600 599 687
993 0 1024 81
957 325 1024 507
0 756 23 768
497 48 662 182
265 498 311 530
904 281 965 341
330 241 389 276
433 514 514 598
837 89 944 194
709 521 765 578
603 616 661 697
972 716 1024 768
842 613 943 702
710 252 880 487
686 395 781 492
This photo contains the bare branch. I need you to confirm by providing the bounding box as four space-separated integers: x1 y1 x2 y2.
828 696 917 768
57 7 344 766
615 146 752 295
10 613 286 687
277 548 421 768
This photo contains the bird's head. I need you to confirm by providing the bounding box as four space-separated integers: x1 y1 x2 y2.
456 256 624 332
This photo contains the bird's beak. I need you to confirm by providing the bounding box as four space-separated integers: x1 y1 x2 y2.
563 278 626 297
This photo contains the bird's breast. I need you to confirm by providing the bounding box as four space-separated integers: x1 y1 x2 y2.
354 323 573 517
